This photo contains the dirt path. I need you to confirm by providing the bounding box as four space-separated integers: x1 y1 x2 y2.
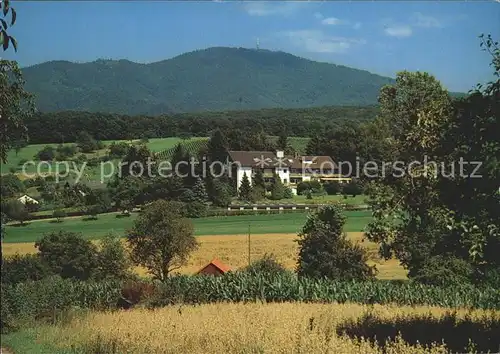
1 347 14 354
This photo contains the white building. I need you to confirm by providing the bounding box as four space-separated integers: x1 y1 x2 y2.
228 150 350 192
17 194 39 205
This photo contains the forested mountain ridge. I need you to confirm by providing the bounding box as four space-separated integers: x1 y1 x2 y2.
22 47 399 115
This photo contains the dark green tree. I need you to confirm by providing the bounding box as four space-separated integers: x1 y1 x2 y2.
297 205 376 280
252 168 265 190
207 129 229 163
0 173 24 198
208 178 232 207
2 199 29 225
96 232 131 280
238 172 252 201
366 36 500 286
76 131 98 153
269 174 285 200
35 231 99 280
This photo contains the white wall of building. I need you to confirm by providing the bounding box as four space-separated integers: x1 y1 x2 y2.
236 166 253 190
275 167 290 185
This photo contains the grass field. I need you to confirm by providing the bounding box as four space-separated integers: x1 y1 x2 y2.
3 210 372 243
3 302 497 353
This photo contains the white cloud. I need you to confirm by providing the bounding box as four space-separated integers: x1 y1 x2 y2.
318 16 361 29
384 25 413 38
278 30 366 54
412 12 443 28
321 17 343 26
243 2 306 17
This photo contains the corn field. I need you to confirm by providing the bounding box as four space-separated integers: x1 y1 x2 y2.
2 273 499 334
151 273 500 309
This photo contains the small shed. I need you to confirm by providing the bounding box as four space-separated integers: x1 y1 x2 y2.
196 259 231 276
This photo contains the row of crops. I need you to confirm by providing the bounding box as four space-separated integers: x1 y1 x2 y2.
155 138 209 160
154 136 311 161
3 273 499 331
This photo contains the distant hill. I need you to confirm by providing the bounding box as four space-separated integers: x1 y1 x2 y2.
22 47 399 115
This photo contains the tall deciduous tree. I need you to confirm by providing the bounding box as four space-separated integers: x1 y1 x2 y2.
1 1 33 164
1 0 17 51
366 36 500 286
126 200 198 281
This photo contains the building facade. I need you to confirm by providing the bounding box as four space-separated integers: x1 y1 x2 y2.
228 150 351 192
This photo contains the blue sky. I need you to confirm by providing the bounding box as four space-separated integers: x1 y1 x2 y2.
3 1 499 92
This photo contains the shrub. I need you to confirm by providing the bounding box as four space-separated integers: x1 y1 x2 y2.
324 181 342 195
343 181 363 197
240 254 291 277
96 233 132 280
108 142 129 158
1 254 54 285
411 256 474 287
283 187 294 199
52 208 67 223
36 145 56 161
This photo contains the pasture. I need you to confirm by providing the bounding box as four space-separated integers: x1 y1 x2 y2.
3 302 498 353
2 210 372 243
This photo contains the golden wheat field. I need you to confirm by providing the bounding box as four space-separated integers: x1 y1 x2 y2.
2 232 408 279
39 302 498 354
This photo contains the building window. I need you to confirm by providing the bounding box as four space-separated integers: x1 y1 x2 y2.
283 179 288 184
283 169 287 173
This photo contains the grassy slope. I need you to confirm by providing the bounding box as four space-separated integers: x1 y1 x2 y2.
2 136 311 179
3 210 372 243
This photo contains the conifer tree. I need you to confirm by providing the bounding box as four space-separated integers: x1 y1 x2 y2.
238 172 252 201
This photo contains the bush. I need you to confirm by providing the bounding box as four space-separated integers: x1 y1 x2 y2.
96 233 132 280
343 181 363 197
297 181 323 195
324 181 342 195
56 144 77 160
52 208 67 222
240 254 291 276
249 186 265 203
1 254 54 285
283 187 294 199
411 256 474 287
35 231 100 280
108 142 129 158
36 145 56 161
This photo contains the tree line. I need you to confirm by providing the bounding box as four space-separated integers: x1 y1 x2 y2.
23 105 379 144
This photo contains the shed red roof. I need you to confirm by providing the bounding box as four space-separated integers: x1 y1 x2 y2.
196 258 231 274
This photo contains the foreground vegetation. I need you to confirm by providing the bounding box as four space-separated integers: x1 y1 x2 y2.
3 302 499 354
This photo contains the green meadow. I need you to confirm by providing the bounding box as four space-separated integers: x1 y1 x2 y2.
3 210 372 243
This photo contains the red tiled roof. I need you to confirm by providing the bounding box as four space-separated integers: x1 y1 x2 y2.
196 258 231 274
